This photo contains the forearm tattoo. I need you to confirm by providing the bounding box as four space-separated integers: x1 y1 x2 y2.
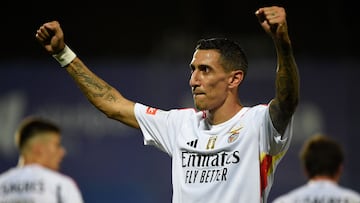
69 61 118 103
276 58 299 114
270 47 299 135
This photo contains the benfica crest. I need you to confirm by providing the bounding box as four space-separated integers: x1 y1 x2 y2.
228 126 243 143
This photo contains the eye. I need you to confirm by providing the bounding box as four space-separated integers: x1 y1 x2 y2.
199 65 210 73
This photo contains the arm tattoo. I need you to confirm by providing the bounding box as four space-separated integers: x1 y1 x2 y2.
270 45 300 135
70 61 118 103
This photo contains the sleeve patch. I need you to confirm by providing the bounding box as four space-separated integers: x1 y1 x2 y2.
146 107 158 115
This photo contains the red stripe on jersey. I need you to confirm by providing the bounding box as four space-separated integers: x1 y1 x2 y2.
202 111 207 118
260 154 273 196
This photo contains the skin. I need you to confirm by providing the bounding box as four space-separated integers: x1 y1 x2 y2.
189 49 244 124
19 132 66 171
35 6 299 135
309 170 342 183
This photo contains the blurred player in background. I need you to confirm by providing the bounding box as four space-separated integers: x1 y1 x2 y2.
272 134 360 203
0 117 84 203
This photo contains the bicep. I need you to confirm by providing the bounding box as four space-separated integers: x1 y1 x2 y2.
108 97 139 129
269 99 292 135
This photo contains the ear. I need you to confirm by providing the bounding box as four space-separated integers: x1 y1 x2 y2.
228 70 244 88
334 164 343 182
31 141 45 156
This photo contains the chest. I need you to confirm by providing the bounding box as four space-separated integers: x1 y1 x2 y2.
178 117 258 152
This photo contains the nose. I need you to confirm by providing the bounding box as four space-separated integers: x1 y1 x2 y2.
61 146 66 157
189 70 200 87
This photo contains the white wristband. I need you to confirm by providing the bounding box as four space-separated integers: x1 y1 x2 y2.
52 45 77 67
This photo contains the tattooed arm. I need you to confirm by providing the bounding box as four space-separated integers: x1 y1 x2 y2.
65 58 139 128
255 6 300 135
36 21 139 128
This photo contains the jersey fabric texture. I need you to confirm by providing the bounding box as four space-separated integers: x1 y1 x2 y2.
272 180 360 203
0 164 84 203
134 102 293 203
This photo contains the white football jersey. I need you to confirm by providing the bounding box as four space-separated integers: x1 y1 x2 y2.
0 164 84 203
272 180 360 203
134 102 293 203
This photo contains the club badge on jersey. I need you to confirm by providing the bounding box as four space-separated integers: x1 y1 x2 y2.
228 126 242 143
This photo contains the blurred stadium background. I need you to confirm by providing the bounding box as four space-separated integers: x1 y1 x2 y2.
1 1 359 202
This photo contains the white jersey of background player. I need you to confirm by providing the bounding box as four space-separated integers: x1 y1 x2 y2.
0 117 84 203
0 165 83 203
272 134 360 203
35 5 299 203
272 180 360 203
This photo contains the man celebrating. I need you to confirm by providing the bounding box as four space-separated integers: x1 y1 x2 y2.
35 6 299 203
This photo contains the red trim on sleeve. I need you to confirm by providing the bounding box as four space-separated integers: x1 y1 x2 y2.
260 154 272 195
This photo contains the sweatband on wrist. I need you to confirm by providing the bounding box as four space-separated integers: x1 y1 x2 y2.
52 45 77 67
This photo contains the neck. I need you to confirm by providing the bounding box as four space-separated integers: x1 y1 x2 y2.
17 157 25 167
18 155 41 168
207 102 243 125
310 175 338 183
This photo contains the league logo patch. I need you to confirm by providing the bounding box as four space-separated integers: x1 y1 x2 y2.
206 135 217 150
146 107 158 115
228 126 243 143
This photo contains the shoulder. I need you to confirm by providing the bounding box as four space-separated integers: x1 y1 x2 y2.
0 167 17 182
251 103 269 111
44 168 76 185
272 196 287 203
39 168 84 203
271 185 307 203
338 186 360 199
244 103 269 112
272 192 295 203
135 102 201 118
241 104 269 119
0 165 77 187
26 165 78 186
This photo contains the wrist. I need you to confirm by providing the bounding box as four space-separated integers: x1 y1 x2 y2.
52 45 77 67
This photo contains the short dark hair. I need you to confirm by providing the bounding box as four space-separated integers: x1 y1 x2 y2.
15 117 61 151
195 38 248 78
300 134 344 178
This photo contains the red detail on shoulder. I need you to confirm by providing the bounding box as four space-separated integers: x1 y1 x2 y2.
146 107 158 115
202 111 207 118
260 154 272 196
